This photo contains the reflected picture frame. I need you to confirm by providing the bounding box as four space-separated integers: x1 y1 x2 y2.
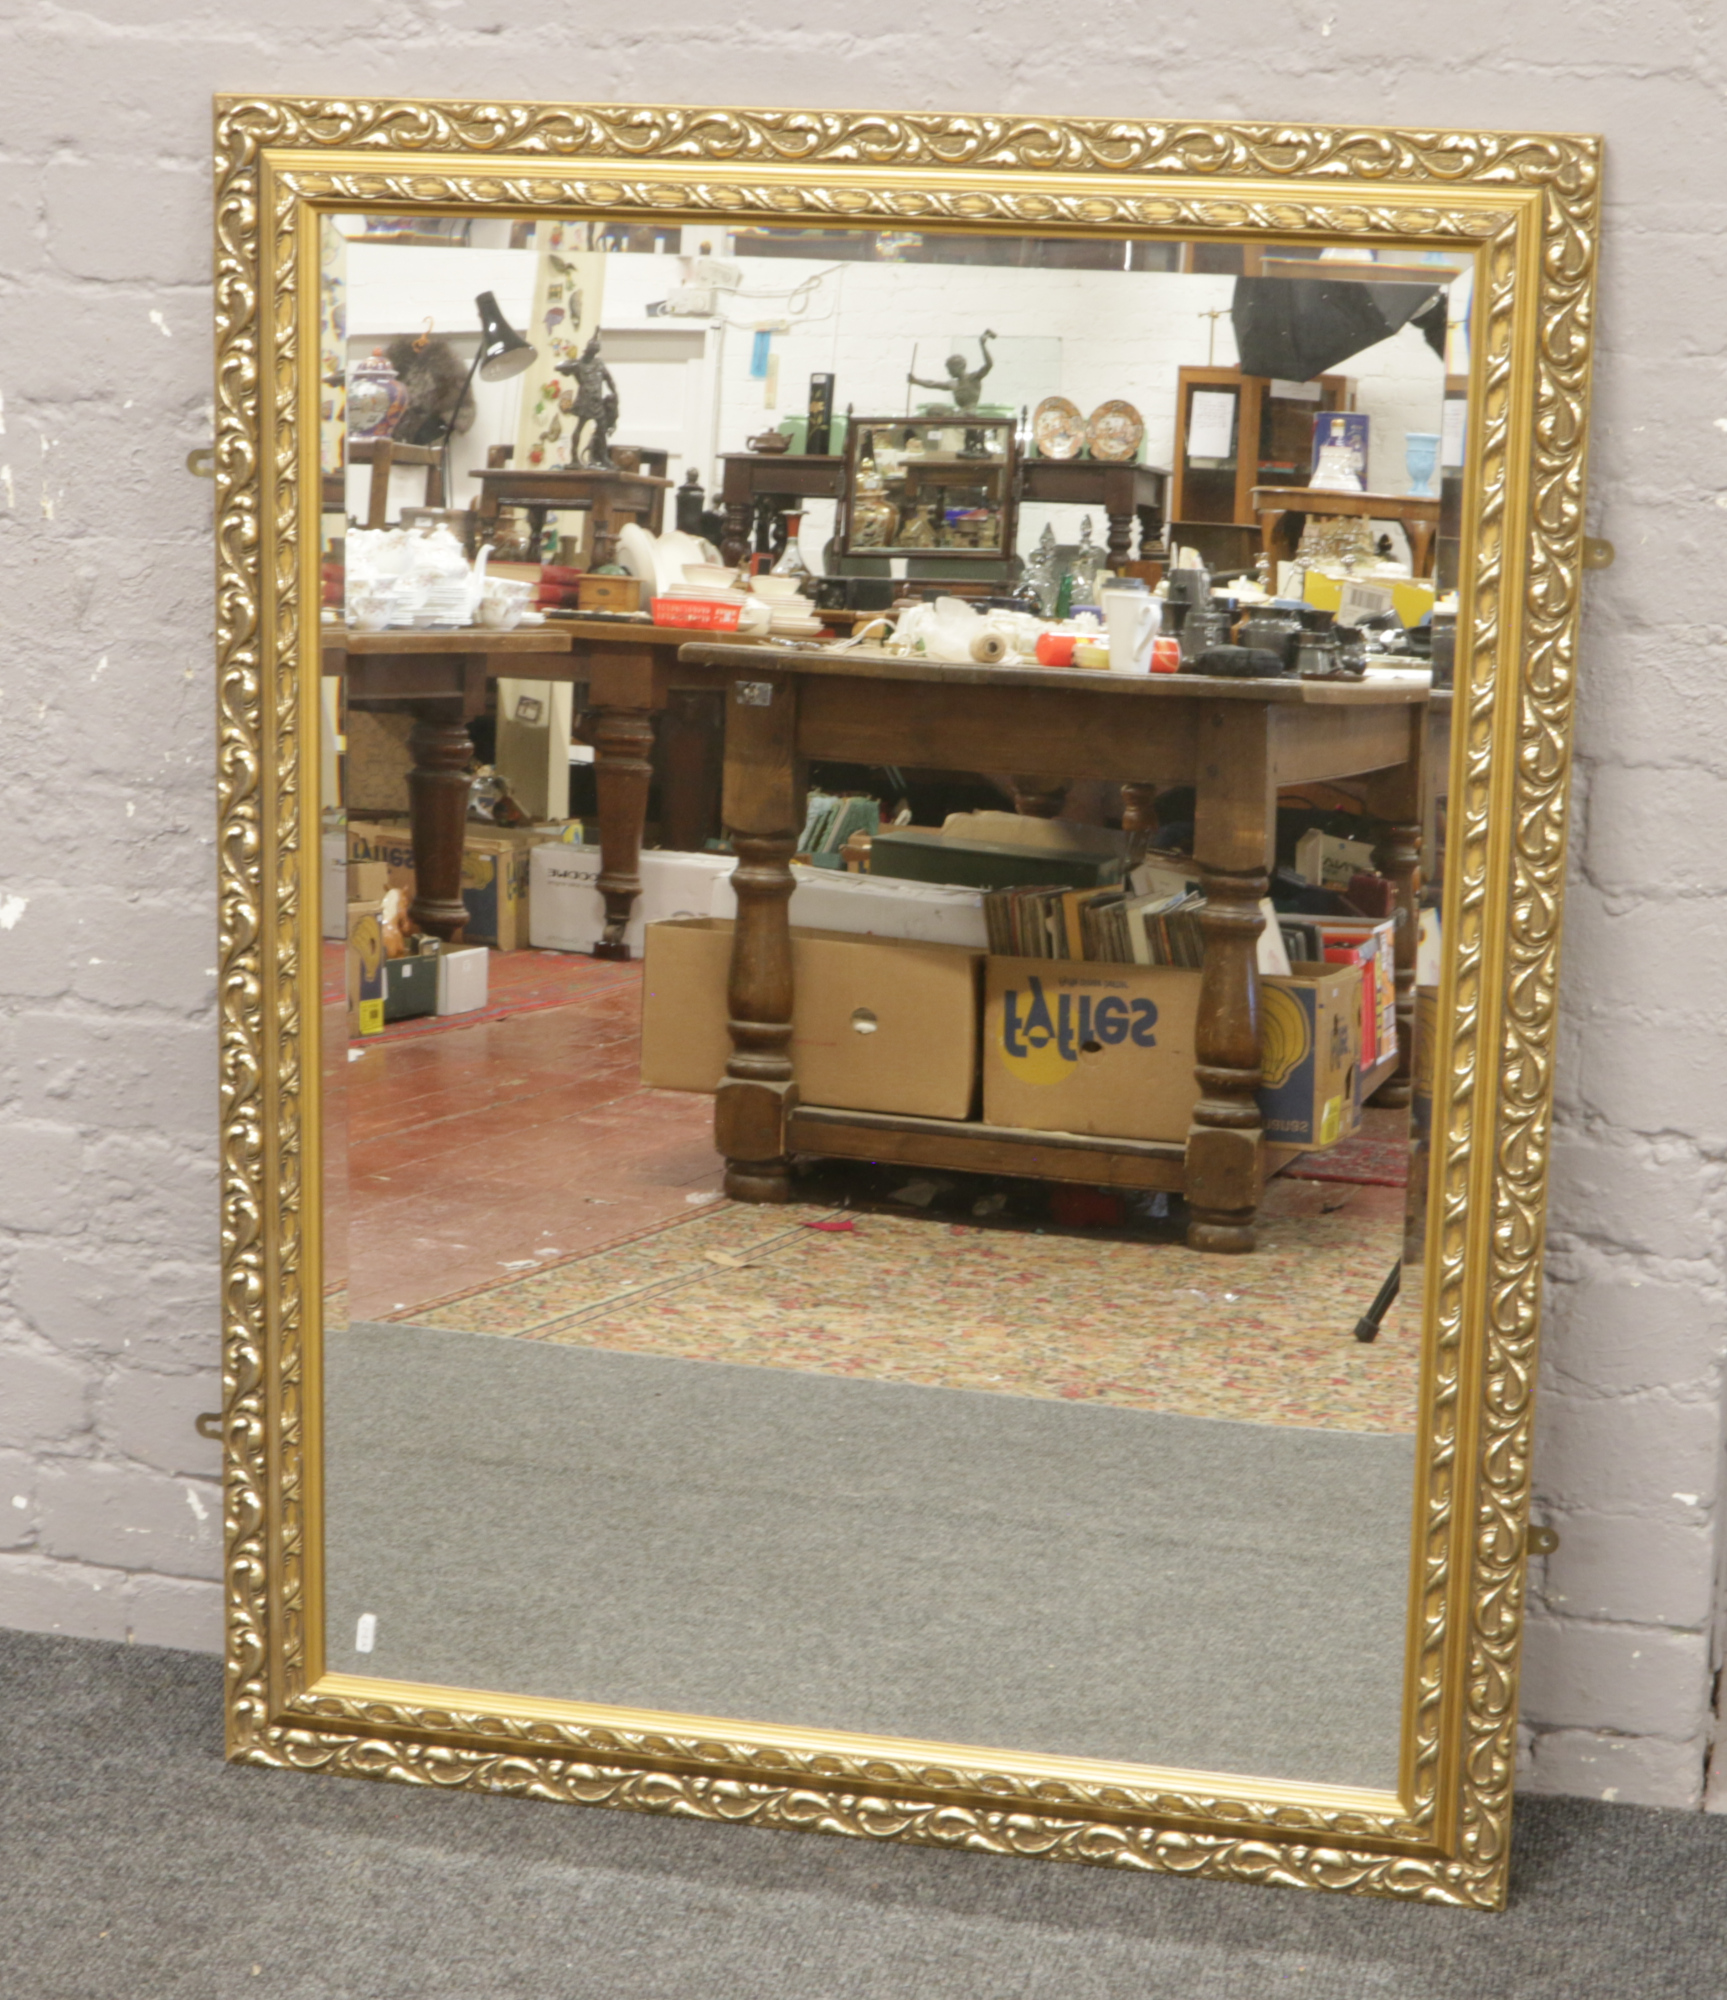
213 95 1602 1909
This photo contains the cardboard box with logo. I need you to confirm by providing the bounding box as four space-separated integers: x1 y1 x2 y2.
981 957 1362 1151
982 960 1203 1142
1256 962 1363 1150
347 819 533 951
345 901 385 1037
640 918 983 1122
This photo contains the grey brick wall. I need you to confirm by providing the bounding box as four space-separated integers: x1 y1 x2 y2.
1 1 1721 1808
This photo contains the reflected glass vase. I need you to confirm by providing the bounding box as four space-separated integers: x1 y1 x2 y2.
1404 431 1440 498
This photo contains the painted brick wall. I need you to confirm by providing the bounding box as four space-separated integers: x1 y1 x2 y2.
1 1 1720 1810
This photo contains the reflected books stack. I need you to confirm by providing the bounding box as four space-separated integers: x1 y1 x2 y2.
798 792 882 864
982 883 1206 967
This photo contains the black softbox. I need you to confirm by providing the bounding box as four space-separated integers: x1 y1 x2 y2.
1231 275 1447 382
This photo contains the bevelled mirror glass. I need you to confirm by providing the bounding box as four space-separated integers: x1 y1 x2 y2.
215 98 1601 1910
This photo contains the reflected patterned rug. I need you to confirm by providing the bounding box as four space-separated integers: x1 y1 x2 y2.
400 1198 1418 1434
1282 1136 1409 1187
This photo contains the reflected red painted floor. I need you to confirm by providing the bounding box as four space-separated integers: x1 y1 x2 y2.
325 949 724 1320
322 945 1412 1343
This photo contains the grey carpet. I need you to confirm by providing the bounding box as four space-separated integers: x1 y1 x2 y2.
325 1322 1414 1788
6 1627 1727 2000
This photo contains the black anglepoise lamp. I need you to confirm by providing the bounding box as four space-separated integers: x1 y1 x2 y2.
440 289 537 495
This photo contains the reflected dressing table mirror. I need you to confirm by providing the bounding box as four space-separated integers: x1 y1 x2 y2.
213 98 1601 1908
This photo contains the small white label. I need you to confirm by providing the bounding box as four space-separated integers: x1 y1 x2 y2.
354 1613 377 1654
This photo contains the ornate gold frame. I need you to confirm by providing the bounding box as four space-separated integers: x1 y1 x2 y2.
213 97 1600 1909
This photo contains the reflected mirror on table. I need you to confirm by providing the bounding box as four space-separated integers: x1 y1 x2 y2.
317 211 1465 1793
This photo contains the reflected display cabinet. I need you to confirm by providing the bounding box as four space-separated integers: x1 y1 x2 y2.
1169 365 1351 570
839 415 1017 560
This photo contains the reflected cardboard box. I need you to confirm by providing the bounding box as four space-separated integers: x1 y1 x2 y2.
348 859 389 905
870 826 1124 893
382 951 438 1022
983 960 1201 1143
436 944 490 1017
346 819 539 951
530 848 736 956
982 957 1361 1151
1256 962 1363 1151
321 832 348 940
640 918 983 1122
345 901 384 1037
781 866 989 950
1316 920 1395 1073
532 850 992 958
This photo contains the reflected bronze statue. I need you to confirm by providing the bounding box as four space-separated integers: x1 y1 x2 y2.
907 328 997 410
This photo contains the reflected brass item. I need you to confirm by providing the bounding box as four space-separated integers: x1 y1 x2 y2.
1583 538 1615 571
213 94 1601 1910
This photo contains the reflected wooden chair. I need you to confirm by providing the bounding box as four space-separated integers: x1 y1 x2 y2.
349 438 446 529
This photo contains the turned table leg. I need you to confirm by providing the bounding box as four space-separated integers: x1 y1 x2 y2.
1104 508 1135 573
1188 868 1268 1252
590 493 622 570
717 674 802 1203
1120 780 1160 862
1009 777 1070 819
1404 515 1437 579
405 705 474 942
590 704 655 961
1185 705 1272 1253
721 498 753 573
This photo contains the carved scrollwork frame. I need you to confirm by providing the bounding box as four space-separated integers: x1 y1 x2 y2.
213 96 1600 1909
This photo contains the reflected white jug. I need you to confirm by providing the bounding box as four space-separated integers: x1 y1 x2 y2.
1100 581 1160 673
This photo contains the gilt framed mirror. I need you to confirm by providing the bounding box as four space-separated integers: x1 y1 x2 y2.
214 97 1601 1908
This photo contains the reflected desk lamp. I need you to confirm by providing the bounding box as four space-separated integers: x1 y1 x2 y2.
440 290 537 497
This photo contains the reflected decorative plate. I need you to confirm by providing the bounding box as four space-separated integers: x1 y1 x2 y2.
1031 396 1086 460
1087 399 1145 463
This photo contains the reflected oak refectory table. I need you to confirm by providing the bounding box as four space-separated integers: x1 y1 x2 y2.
324 621 751 948
679 642 1433 1254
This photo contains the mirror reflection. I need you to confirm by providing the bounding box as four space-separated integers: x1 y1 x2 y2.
317 213 1467 1789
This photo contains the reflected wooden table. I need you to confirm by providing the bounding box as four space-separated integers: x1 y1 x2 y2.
323 622 754 952
326 627 577 939
718 451 1170 571
680 642 1435 1253
474 460 672 568
1251 485 1443 578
